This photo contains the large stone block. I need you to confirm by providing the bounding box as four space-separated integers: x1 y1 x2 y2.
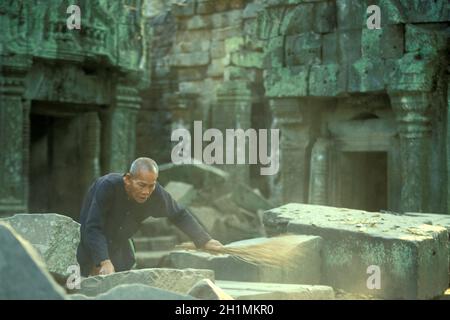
263 36 284 69
1 213 80 280
387 53 439 92
231 182 274 213
75 268 215 297
196 0 215 15
264 203 449 299
224 66 258 82
256 7 286 40
338 29 362 65
285 32 322 66
159 161 230 190
169 236 323 284
211 40 226 59
400 0 448 23
309 64 345 96
0 222 66 300
336 0 366 30
96 284 196 300
186 15 212 30
348 58 385 93
188 279 234 300
281 4 315 36
405 24 448 55
362 25 404 60
314 1 337 34
322 32 338 64
215 280 335 300
212 26 242 41
228 51 264 69
189 206 223 235
165 181 197 207
243 3 264 19
171 1 195 17
264 66 309 98
170 52 210 67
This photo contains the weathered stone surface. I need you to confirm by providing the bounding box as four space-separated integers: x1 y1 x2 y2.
171 1 196 17
189 206 223 235
196 0 214 14
231 183 274 213
169 236 322 284
405 24 448 55
349 58 385 93
264 66 309 98
224 66 258 82
338 29 362 64
76 268 214 297
207 58 226 78
165 181 197 207
228 51 264 69
243 3 264 19
159 161 230 190
215 280 335 300
95 284 196 300
0 222 66 300
210 40 226 59
170 52 210 67
1 213 80 279
387 53 439 92
188 279 234 300
309 64 345 96
314 1 337 34
264 203 449 299
285 32 322 66
186 15 212 30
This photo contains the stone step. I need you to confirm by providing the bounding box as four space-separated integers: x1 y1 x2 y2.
135 251 172 269
215 280 335 300
133 236 178 251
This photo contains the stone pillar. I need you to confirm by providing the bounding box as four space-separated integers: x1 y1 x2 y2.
0 55 31 215
103 82 142 173
308 138 331 205
269 98 311 204
389 91 432 213
214 81 253 184
167 92 197 133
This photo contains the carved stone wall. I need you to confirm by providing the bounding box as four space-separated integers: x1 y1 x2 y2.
0 1 151 216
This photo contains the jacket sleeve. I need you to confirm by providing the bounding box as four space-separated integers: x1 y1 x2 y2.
81 180 113 265
158 185 212 248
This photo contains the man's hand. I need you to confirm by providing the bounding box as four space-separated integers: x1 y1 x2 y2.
99 259 115 275
203 239 223 251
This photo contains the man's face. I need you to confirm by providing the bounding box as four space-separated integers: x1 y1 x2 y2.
123 170 158 204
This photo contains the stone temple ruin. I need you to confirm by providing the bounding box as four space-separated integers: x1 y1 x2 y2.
0 0 449 300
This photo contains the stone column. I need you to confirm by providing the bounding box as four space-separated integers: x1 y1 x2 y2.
103 82 142 173
214 81 253 184
0 55 31 215
308 138 331 205
269 98 311 205
389 91 432 213
167 92 197 133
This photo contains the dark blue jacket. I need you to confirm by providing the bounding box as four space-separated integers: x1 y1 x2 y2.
76 173 211 277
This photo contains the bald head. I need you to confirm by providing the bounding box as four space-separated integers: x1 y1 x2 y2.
129 157 159 177
124 158 159 204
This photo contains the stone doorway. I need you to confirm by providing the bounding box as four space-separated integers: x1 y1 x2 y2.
336 151 388 212
29 102 101 220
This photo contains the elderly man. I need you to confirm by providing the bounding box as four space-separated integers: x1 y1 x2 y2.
76 157 223 277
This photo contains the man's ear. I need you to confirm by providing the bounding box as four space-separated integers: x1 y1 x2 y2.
123 173 132 184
